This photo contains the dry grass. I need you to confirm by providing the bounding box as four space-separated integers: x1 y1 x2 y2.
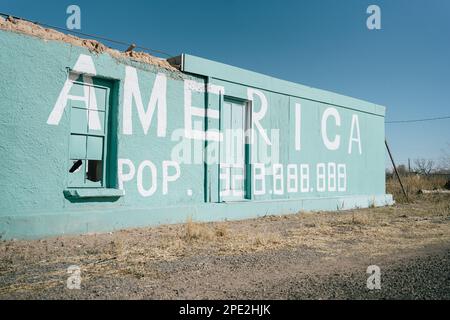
1 194 449 295
184 216 215 241
214 223 229 238
387 175 448 203
184 216 230 241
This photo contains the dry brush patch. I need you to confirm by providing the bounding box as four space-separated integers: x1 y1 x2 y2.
387 175 448 203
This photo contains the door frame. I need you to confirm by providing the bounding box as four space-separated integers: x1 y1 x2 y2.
218 95 253 202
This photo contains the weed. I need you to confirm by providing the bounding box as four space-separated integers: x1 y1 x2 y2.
184 216 214 241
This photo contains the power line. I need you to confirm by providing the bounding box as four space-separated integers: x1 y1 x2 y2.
390 157 443 162
386 115 450 124
0 12 175 58
1 13 449 118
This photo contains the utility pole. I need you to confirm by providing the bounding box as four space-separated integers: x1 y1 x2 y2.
385 140 409 203
408 158 411 173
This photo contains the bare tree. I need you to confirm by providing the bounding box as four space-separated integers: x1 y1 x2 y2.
396 164 408 175
413 158 435 175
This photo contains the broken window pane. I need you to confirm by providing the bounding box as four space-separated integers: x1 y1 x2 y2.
69 160 83 173
68 160 85 187
86 160 103 183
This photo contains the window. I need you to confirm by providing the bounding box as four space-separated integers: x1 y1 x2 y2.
67 75 113 189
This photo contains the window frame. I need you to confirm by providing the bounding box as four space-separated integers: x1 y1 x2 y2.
67 76 111 189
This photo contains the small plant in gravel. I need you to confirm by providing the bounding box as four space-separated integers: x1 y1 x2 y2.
184 216 215 241
369 197 376 208
214 224 228 238
350 212 369 225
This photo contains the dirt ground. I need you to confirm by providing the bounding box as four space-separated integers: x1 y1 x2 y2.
0 194 449 300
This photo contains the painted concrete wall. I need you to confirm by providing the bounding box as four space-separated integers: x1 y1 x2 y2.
0 29 393 239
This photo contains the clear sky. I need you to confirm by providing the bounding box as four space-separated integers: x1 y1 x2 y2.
1 0 449 169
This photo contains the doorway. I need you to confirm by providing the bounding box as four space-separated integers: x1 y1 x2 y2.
220 97 251 201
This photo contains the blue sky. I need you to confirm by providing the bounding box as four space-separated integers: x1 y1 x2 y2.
1 0 449 168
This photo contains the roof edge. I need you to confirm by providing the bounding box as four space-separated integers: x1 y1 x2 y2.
176 54 386 117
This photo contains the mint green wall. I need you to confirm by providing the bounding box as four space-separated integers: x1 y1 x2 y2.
0 30 392 239
0 30 205 215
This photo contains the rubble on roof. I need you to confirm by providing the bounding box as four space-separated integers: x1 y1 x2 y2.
0 16 178 72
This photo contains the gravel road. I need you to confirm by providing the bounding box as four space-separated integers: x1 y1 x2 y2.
2 243 448 300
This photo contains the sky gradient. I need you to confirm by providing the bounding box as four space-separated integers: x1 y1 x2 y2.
1 0 449 169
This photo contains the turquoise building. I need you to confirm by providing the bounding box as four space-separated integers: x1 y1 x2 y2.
0 24 393 240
